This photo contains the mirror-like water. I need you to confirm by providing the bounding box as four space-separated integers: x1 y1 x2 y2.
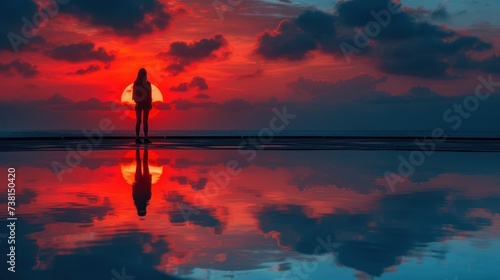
1 149 499 280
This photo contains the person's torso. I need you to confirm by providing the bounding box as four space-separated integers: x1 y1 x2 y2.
133 82 152 104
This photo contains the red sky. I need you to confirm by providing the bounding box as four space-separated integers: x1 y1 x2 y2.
1 0 500 131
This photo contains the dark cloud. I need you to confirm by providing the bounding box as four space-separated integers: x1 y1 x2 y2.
160 34 230 75
406 86 441 98
255 19 319 60
64 98 115 110
46 41 116 64
255 0 495 78
169 82 190 92
168 97 252 112
19 35 50 52
475 55 500 73
0 0 40 52
431 5 450 21
166 34 228 61
253 148 500 192
270 74 500 131
378 49 450 78
254 8 348 60
189 178 208 191
165 192 226 234
59 0 173 37
16 188 38 205
46 93 73 105
363 85 446 104
376 34 492 78
336 0 402 34
288 74 453 106
194 93 210 99
0 59 39 78
163 73 453 116
456 54 500 73
296 9 337 39
44 198 112 223
75 192 101 203
170 99 218 111
333 0 452 41
48 231 177 280
170 176 188 185
289 162 385 194
28 93 115 110
257 190 499 277
169 76 209 92
220 98 252 112
190 76 209 90
288 74 388 101
165 63 185 76
73 64 101 75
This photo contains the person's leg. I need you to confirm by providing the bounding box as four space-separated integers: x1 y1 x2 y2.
143 147 149 176
135 108 142 142
143 109 150 141
135 147 142 178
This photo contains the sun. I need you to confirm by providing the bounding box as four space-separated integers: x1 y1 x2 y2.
120 83 164 119
120 150 163 185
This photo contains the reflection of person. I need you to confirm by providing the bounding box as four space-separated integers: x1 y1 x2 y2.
133 68 152 144
133 147 152 217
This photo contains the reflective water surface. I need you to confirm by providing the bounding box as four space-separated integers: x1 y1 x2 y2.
1 148 500 280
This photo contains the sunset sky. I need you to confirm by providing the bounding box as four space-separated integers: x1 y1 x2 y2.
1 0 500 131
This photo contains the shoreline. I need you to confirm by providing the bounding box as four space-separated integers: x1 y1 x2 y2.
1 135 500 141
1 136 499 152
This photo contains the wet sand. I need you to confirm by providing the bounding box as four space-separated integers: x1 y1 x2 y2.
1 136 499 152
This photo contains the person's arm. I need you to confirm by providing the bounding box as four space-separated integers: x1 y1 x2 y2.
148 82 153 100
132 84 140 103
147 82 153 108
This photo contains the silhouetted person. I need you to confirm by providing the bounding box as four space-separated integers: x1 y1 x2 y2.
133 68 153 144
132 147 152 217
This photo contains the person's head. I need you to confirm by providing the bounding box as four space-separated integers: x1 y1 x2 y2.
135 200 148 216
135 68 147 84
137 209 147 217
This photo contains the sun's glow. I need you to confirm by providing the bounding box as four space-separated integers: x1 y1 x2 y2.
120 150 163 185
120 83 164 119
